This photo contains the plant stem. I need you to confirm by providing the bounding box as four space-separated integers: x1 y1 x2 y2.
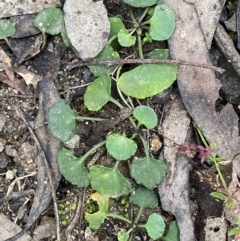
196 127 228 189
80 140 106 163
113 161 119 172
107 213 132 224
129 7 138 27
139 134 149 158
137 34 144 59
75 116 105 122
138 7 150 24
134 206 144 224
109 96 124 109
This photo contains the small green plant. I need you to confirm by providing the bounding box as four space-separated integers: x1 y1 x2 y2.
47 0 179 240
0 19 16 46
33 7 72 49
85 187 179 241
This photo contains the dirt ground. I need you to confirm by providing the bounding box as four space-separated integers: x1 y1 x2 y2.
1 0 240 241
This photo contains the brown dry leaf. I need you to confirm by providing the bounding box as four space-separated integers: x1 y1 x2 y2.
0 213 31 241
158 96 194 241
164 0 240 177
0 0 62 18
14 66 42 89
0 47 15 82
63 0 110 60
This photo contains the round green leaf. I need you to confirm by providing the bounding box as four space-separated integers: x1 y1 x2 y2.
84 75 112 111
117 230 129 241
133 105 157 129
117 64 177 99
118 29 136 47
145 213 165 240
90 165 131 198
57 148 90 188
48 99 77 142
122 0 158 8
33 7 64 35
88 44 120 77
130 157 167 189
130 186 158 209
0 19 15 39
106 134 137 161
149 4 175 41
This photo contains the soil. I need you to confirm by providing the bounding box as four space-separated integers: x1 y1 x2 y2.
0 1 240 241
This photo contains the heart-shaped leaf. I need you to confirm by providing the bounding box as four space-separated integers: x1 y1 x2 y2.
117 64 177 99
0 19 16 39
88 44 120 77
133 105 157 129
144 213 166 240
90 165 131 198
57 148 90 188
122 0 158 8
130 157 167 189
84 75 112 111
130 186 158 209
118 29 136 47
109 17 125 49
33 7 64 35
106 134 137 161
85 192 109 229
48 99 77 142
149 4 175 41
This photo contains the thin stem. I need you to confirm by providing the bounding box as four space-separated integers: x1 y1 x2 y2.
196 127 208 147
113 161 119 172
134 206 144 224
212 158 227 189
107 213 132 224
137 33 144 59
139 134 149 158
129 7 138 26
80 140 106 163
109 96 124 109
75 116 105 122
138 7 150 24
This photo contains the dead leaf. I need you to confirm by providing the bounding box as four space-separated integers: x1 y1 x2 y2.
14 65 42 89
0 47 15 82
0 0 62 18
164 0 240 178
63 0 110 61
158 96 195 241
0 213 31 241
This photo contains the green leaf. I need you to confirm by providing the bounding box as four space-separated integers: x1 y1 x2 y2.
130 157 167 189
61 25 72 47
33 7 64 35
0 19 15 39
109 17 125 39
133 105 157 129
117 230 129 241
164 221 180 241
90 165 131 198
88 44 120 77
130 186 158 209
118 29 136 47
228 227 240 236
149 4 175 41
144 213 165 240
57 148 90 188
148 49 170 59
84 75 112 111
106 134 137 161
210 192 228 201
48 99 77 142
122 0 158 8
117 64 177 99
85 192 109 229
